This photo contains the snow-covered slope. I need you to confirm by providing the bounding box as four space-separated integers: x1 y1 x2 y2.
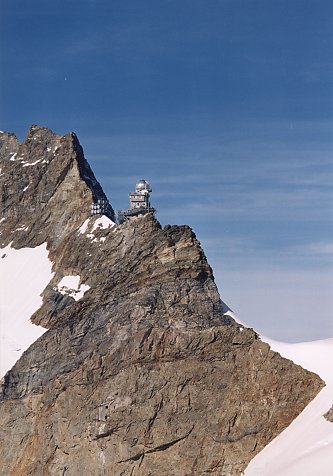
0 243 53 378
227 310 333 476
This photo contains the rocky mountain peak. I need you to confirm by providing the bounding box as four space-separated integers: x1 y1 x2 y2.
0 125 114 250
0 130 19 157
0 126 325 475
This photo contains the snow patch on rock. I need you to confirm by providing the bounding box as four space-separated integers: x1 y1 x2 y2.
22 159 41 167
55 275 90 301
91 215 116 232
78 219 90 235
9 152 17 161
78 216 116 238
78 216 116 243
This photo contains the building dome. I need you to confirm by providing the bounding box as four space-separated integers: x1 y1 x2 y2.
135 179 152 193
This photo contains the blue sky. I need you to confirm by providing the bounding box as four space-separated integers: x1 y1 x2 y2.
1 0 332 341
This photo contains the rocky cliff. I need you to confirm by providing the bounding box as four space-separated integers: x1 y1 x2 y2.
0 126 324 475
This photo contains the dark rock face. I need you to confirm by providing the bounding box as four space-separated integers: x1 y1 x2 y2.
0 127 324 475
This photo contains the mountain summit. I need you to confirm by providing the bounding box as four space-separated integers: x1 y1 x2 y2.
0 126 323 475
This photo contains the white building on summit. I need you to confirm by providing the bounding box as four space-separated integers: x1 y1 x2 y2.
128 179 152 211
118 179 155 222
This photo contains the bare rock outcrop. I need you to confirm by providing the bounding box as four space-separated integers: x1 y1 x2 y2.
0 126 324 475
324 405 333 422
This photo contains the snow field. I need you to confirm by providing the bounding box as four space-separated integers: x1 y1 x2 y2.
0 243 54 378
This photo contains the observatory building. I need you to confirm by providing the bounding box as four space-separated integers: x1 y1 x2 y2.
90 180 155 224
128 179 152 212
118 179 155 223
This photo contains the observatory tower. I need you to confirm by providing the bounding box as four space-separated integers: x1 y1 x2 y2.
118 179 155 222
129 179 152 211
